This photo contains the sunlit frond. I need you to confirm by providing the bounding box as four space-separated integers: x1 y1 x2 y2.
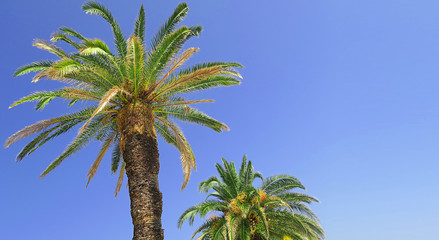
51 32 82 50
31 59 82 83
59 27 87 41
82 1 127 57
33 39 68 58
126 35 145 94
133 5 146 43
80 39 113 56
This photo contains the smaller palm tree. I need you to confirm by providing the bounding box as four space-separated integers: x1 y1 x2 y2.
178 156 325 240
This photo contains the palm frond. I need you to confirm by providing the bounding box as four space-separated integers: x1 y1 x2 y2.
155 47 199 89
198 176 221 193
51 32 82 50
111 137 122 173
33 39 68 58
153 99 213 109
126 35 145 94
40 116 109 177
150 2 189 51
59 27 87 41
16 118 86 161
82 1 127 57
133 4 146 43
80 38 113 56
155 62 242 98
9 89 66 109
70 54 124 88
5 119 57 148
13 60 54 77
32 59 82 83
154 117 195 189
166 76 241 97
144 26 193 87
262 175 305 195
14 125 60 161
175 62 243 78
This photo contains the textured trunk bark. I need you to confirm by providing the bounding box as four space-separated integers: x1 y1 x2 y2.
118 103 164 240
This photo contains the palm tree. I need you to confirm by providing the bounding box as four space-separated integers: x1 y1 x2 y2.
5 2 242 239
178 156 324 240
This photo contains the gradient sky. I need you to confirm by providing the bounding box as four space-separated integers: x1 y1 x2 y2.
1 0 439 239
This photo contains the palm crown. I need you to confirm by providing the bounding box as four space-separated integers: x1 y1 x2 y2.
178 156 325 240
5 1 242 193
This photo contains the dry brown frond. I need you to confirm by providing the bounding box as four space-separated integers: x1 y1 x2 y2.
155 116 195 189
5 119 56 148
154 66 223 99
62 87 101 101
32 69 50 83
155 47 199 88
32 62 80 84
115 161 126 197
78 86 122 133
32 39 67 57
86 132 116 187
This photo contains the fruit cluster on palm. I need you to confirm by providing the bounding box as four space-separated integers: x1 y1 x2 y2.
178 156 324 240
5 2 242 239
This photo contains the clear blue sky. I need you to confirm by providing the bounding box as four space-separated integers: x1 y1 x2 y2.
1 0 439 239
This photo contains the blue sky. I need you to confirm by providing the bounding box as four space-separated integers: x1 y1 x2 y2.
1 0 439 239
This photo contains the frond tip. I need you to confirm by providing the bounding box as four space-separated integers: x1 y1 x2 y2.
5 119 56 148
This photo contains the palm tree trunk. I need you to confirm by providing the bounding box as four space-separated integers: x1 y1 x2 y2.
118 103 164 240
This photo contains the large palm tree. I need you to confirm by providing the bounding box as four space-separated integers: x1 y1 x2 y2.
5 2 242 239
178 156 324 240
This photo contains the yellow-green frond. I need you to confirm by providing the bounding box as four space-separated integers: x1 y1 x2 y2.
126 35 146 94
80 38 113 56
